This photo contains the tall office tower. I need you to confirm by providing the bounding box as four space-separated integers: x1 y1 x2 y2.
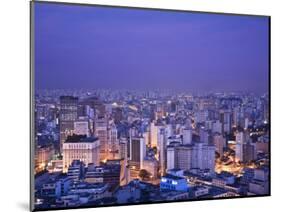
74 117 90 136
155 104 165 120
84 96 106 118
158 128 167 176
263 98 269 121
108 124 119 160
199 128 209 144
223 110 232 134
244 117 249 130
130 137 146 169
62 135 100 172
235 131 245 162
213 133 226 156
165 124 173 138
113 107 123 123
219 109 232 134
182 128 192 145
129 137 146 179
243 142 256 162
95 117 108 161
167 146 175 170
119 137 128 164
233 107 240 127
192 143 215 174
150 122 158 148
59 96 78 153
176 145 193 171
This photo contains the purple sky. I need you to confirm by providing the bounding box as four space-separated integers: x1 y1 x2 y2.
34 2 269 93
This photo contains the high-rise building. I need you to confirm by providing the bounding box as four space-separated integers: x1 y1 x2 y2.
129 137 146 179
235 131 245 162
243 142 256 162
150 122 158 148
199 128 209 144
192 143 215 174
176 145 193 171
119 137 128 163
130 137 146 168
59 96 78 153
213 133 225 156
95 118 108 161
249 167 269 195
158 128 167 176
219 110 231 134
113 107 123 123
108 124 119 160
182 128 192 145
74 117 89 136
167 142 213 173
62 135 100 172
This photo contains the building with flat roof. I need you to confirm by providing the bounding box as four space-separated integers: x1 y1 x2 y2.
160 174 188 192
63 135 100 172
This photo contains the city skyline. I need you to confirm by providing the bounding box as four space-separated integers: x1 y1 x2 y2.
35 3 269 93
32 2 270 210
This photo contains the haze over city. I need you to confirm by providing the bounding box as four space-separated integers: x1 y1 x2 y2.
33 2 270 210
35 3 269 93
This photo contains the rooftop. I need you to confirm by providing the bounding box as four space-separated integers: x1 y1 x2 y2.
162 174 185 180
65 134 99 143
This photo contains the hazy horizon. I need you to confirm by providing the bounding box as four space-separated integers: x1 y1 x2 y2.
34 3 269 94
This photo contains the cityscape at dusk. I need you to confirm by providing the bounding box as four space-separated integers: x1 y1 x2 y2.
33 2 270 210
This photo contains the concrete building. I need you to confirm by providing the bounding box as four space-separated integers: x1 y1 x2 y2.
107 124 119 160
235 131 245 162
94 118 108 161
142 157 159 179
67 160 85 182
59 96 78 153
160 174 188 192
74 117 89 137
192 143 215 174
213 133 225 156
62 135 100 172
158 128 167 176
249 167 269 195
182 128 192 145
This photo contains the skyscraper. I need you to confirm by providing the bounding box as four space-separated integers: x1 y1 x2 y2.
108 124 119 160
213 133 225 156
130 137 146 168
74 116 90 136
59 96 78 153
182 128 192 145
158 128 167 176
235 131 245 162
95 117 108 161
192 143 215 174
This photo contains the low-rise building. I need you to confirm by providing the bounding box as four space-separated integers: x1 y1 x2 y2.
160 174 188 192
